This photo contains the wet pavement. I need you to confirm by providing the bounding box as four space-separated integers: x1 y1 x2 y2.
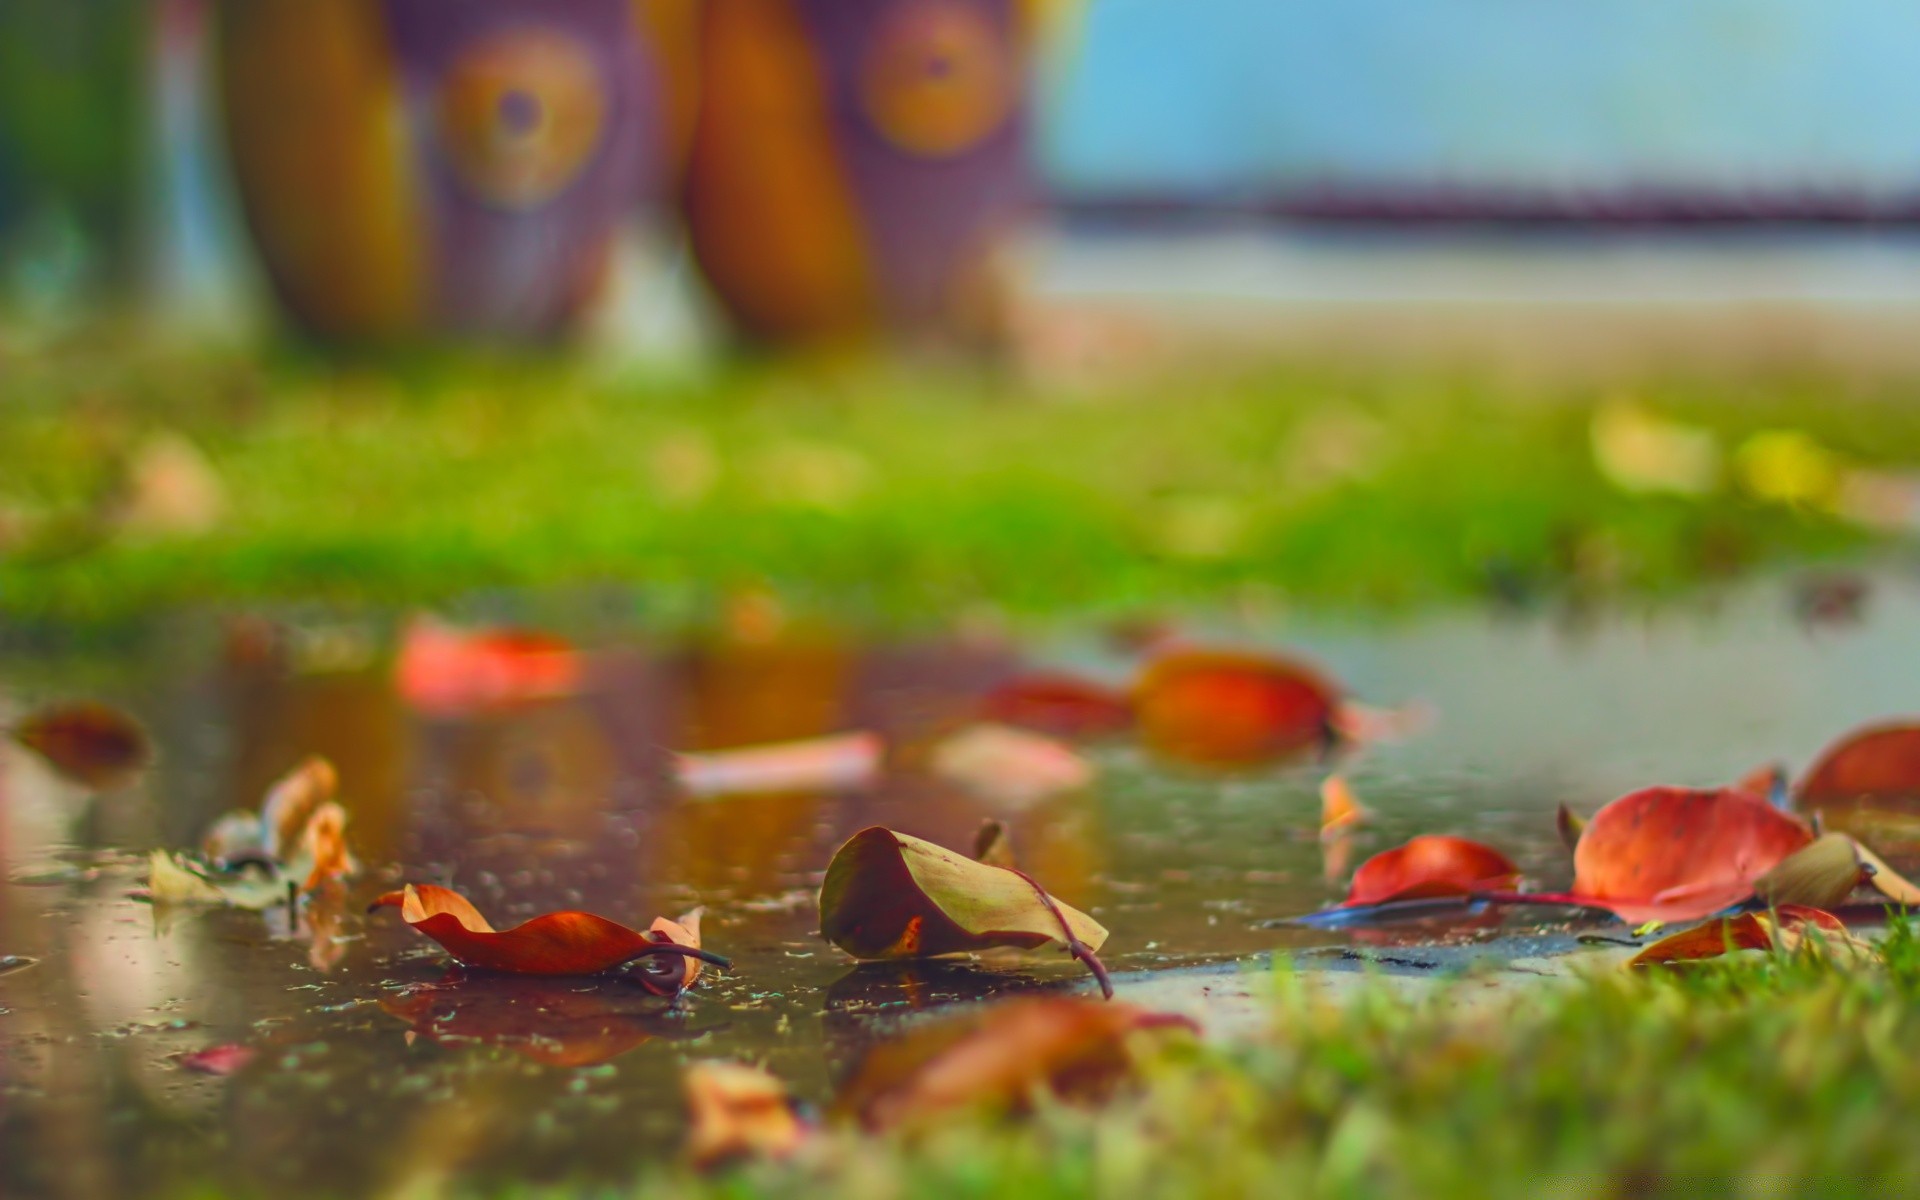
0 571 1915 1196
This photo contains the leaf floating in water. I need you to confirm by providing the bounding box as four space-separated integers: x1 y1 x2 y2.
684 1061 813 1169
1571 786 1813 924
1343 835 1520 907
1319 775 1370 841
833 997 1197 1132
174 1043 257 1076
160 757 357 908
11 702 153 790
978 673 1133 738
1132 649 1341 767
673 731 883 799
371 884 732 978
930 723 1093 810
395 617 582 716
818 827 1113 998
631 908 708 998
1627 906 1865 969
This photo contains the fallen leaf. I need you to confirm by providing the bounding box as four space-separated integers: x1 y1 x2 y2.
930 724 1093 809
673 731 882 799
1556 804 1587 855
1343 836 1520 907
174 1044 256 1076
1319 775 1370 841
1571 786 1813 923
145 850 232 906
395 618 582 716
818 827 1113 998
1628 906 1862 968
833 997 1197 1131
979 674 1133 738
190 757 356 900
1133 649 1341 766
1794 722 1920 853
684 1062 812 1168
371 884 731 980
633 908 707 996
297 802 356 892
1590 402 1720 496
1850 841 1920 907
259 755 339 860
973 819 1017 869
1752 833 1875 910
10 702 153 789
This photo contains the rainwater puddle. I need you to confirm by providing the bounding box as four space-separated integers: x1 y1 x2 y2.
0 573 1914 1195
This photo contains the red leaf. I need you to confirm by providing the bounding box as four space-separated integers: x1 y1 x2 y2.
11 702 153 790
1133 650 1340 766
174 1044 256 1076
1344 835 1521 906
395 619 581 715
979 674 1133 738
372 884 728 979
1572 786 1813 923
1796 722 1920 805
1627 905 1855 968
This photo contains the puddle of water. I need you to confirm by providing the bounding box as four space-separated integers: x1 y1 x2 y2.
0 573 1914 1195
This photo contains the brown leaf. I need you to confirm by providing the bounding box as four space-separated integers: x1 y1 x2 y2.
818 828 1113 997
1752 833 1874 910
684 1062 811 1169
11 702 153 789
833 997 1196 1131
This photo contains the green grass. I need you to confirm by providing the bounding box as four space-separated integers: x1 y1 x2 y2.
5 334 1920 629
614 922 1920 1199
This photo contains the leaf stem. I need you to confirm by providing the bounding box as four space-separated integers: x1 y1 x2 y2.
1006 866 1114 1000
631 942 733 971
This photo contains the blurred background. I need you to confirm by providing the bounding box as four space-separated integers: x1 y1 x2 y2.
15 0 1920 368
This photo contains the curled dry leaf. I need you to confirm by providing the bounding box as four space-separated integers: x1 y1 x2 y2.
176 757 356 905
1571 786 1812 924
1319 775 1370 841
1344 835 1520 907
1628 905 1865 969
673 731 883 799
979 673 1133 738
833 997 1197 1132
395 618 582 716
684 1062 812 1169
1132 649 1340 767
259 756 339 861
10 702 153 790
371 884 731 982
818 827 1113 998
1752 833 1876 910
930 724 1093 810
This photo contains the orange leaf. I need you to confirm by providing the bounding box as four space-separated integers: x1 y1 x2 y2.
672 731 882 798
1572 786 1813 924
1628 905 1855 968
979 673 1133 738
1319 775 1370 841
10 702 153 790
260 756 338 860
1793 722 1920 855
1133 650 1340 767
372 884 730 978
1344 835 1520 906
833 997 1197 1131
684 1062 812 1169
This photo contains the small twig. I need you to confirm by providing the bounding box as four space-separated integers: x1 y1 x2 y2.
1005 866 1113 1000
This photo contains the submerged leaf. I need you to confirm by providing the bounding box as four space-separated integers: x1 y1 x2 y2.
1344 835 1520 907
818 828 1112 997
673 731 883 799
1572 786 1813 924
930 724 1093 809
979 673 1133 738
372 884 732 978
833 998 1197 1132
1133 650 1340 766
11 702 153 789
684 1062 812 1169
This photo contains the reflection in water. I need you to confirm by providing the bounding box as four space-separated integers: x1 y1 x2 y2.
1 579 1917 1194
381 971 724 1068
